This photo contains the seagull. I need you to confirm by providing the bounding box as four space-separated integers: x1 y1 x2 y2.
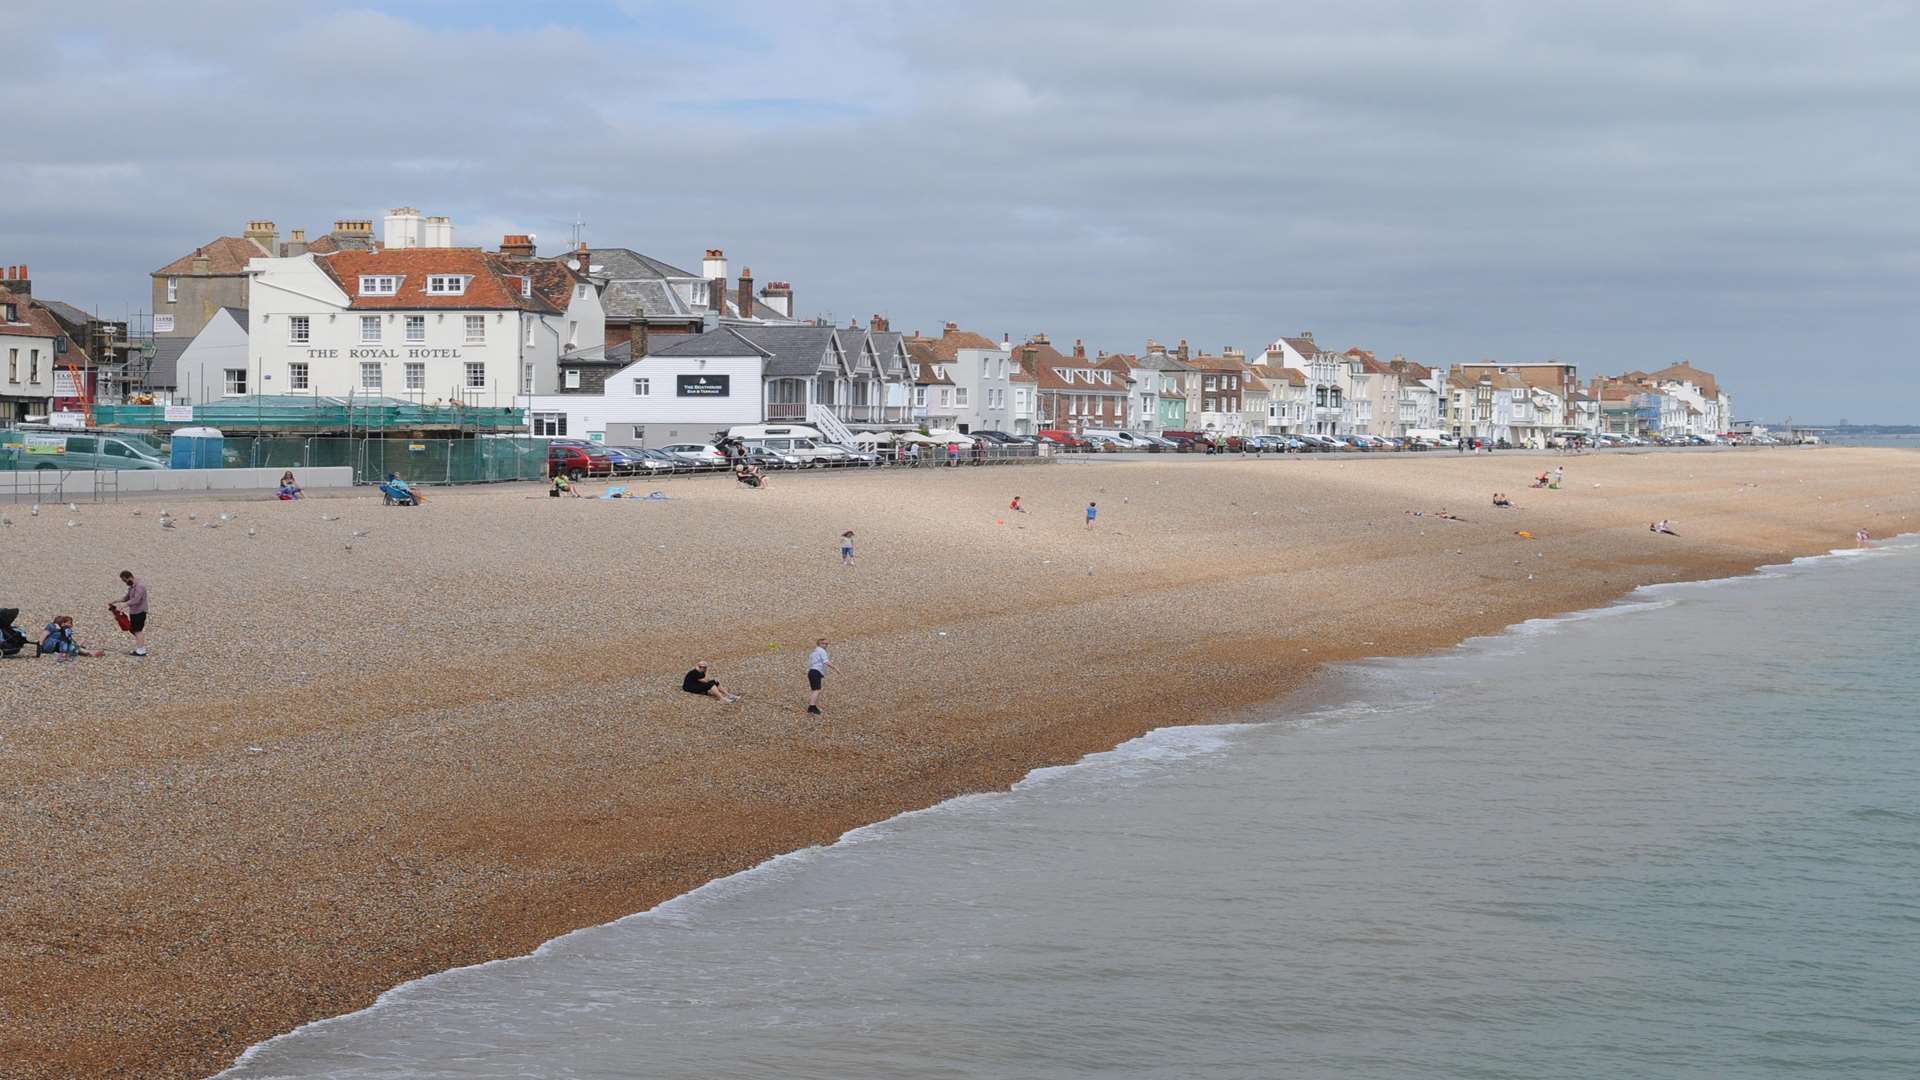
66 520 79 528
188 513 199 521
247 527 257 538
67 502 77 513
0 516 9 527
321 514 342 522
351 529 369 539
131 510 142 517
219 512 236 522
160 518 176 530
29 505 40 517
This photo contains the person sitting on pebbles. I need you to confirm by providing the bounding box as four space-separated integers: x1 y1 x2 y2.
681 661 737 703
39 615 103 661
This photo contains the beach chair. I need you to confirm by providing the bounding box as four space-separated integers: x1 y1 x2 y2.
380 481 418 506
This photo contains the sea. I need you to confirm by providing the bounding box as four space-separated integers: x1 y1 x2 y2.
216 538 1920 1080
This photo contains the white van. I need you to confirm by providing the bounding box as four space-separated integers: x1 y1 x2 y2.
725 424 827 443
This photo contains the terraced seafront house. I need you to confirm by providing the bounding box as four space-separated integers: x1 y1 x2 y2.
905 323 1012 435
520 321 914 446
1011 333 1132 434
1181 346 1250 436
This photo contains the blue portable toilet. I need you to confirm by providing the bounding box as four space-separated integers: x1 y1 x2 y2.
169 426 225 470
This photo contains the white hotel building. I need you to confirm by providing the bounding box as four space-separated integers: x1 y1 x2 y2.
242 214 600 405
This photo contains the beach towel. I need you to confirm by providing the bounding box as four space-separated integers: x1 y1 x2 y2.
600 486 628 500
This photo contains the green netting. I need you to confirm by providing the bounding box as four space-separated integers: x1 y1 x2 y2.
4 426 547 485
93 395 526 432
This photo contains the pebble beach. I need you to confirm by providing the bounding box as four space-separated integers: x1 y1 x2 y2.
2 447 1914 1078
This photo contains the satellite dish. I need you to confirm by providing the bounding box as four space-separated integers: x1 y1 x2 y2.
566 258 580 270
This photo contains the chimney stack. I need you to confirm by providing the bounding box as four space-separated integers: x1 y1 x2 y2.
3 265 30 296
1073 338 1086 359
1176 339 1189 362
1032 331 1050 346
702 248 727 281
500 234 536 258
870 314 889 332
282 228 308 257
245 220 278 255
191 249 211 276
759 280 793 319
633 321 649 361
738 267 754 320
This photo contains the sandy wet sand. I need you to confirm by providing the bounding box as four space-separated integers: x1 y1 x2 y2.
2 447 1915 1078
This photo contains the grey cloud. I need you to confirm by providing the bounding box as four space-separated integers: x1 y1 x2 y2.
3 0 1915 418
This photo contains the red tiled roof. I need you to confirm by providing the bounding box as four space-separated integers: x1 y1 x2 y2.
153 235 268 276
1013 338 1127 393
1647 361 1720 400
0 284 66 342
314 249 564 313
927 325 1000 361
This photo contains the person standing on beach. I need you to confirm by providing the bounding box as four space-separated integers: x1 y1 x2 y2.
111 570 149 657
1085 501 1098 529
1553 465 1564 489
806 638 838 715
1858 528 1872 547
840 530 856 566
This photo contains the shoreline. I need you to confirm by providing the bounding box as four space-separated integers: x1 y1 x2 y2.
3 450 1915 1078
220 528 1919 1074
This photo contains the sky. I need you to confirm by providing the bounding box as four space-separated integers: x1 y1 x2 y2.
6 0 1917 422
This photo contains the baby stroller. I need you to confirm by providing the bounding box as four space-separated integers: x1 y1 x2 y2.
0 608 26 658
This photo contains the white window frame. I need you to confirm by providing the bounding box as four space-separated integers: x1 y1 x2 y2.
426 275 468 296
359 275 400 296
520 277 531 299
914 386 926 407
465 315 485 344
633 377 651 396
575 283 587 299
166 277 178 303
288 361 309 390
224 368 248 396
359 362 383 391
404 362 425 391
521 363 534 394
288 315 310 345
530 412 567 437
955 386 969 406
405 315 426 344
465 362 486 390
360 315 381 344
564 369 581 390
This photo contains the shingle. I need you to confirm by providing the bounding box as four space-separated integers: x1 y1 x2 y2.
152 235 268 276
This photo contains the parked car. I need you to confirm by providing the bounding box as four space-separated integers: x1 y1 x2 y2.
741 446 803 470
1036 429 1091 451
659 443 728 467
547 441 616 479
603 446 669 476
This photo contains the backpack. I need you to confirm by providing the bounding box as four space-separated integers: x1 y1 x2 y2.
0 608 25 657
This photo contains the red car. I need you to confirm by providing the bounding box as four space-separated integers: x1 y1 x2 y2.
547 441 615 480
1036 429 1091 451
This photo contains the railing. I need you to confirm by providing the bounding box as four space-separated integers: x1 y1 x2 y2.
766 402 808 421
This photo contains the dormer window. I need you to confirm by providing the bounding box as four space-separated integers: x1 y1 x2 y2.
3 303 15 322
520 277 532 299
360 275 400 296
427 275 469 296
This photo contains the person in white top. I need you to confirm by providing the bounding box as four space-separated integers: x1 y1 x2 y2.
807 638 838 715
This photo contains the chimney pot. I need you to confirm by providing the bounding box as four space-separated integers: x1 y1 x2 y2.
737 267 754 321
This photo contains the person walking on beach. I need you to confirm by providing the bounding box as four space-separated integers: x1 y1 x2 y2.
111 570 149 657
806 638 838 715
1552 465 1564 490
840 530 856 566
1085 501 1098 529
682 661 737 703
1858 528 1872 547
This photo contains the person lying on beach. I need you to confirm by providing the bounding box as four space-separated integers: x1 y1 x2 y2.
682 662 737 703
1436 510 1467 521
1492 493 1514 508
1651 520 1680 535
39 615 103 661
